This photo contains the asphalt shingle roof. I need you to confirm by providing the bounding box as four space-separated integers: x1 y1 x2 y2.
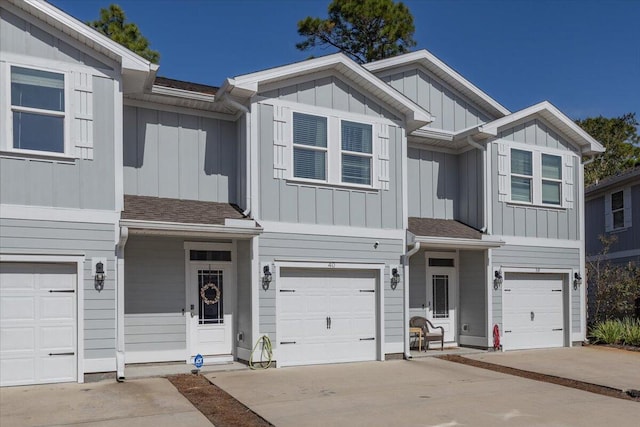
408 217 482 240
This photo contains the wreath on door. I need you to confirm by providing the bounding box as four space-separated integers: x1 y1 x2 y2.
200 283 221 305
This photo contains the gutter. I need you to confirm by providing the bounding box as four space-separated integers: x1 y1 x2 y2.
115 226 129 382
402 241 422 359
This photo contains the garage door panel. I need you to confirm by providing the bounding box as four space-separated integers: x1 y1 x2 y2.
278 268 377 366
503 273 565 350
1 296 35 320
1 263 77 386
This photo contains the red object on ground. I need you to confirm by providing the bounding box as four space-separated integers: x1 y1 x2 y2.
493 324 501 350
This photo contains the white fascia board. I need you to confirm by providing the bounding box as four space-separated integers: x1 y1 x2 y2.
479 101 605 155
411 127 455 142
412 236 505 249
150 85 216 103
19 0 153 74
364 50 511 118
120 219 262 237
229 53 432 130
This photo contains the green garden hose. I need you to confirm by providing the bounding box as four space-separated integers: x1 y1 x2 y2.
249 335 273 370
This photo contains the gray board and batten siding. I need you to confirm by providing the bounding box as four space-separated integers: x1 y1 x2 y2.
458 250 487 338
258 233 405 348
0 7 114 71
123 236 186 355
491 119 581 240
258 102 405 229
379 68 493 132
0 218 118 361
407 146 483 230
1 75 116 210
123 106 239 204
492 245 581 334
236 239 253 351
586 183 640 257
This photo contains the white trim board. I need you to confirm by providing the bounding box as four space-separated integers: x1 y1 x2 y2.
259 221 405 240
1 204 120 225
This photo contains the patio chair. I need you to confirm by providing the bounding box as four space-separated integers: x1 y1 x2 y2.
409 316 444 351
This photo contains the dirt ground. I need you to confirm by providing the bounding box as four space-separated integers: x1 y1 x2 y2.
168 373 273 427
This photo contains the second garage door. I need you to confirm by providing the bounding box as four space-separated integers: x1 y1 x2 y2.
503 272 565 350
277 268 377 367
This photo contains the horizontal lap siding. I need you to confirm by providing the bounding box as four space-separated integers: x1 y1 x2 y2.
259 104 403 229
492 245 581 333
124 236 186 353
0 218 117 360
259 233 404 346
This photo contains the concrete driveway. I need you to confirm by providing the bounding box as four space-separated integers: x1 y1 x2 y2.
0 377 211 427
207 358 640 427
465 346 640 392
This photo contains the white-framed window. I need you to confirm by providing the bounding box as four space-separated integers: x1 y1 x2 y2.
507 148 564 207
341 120 372 185
277 105 387 189
8 65 68 155
292 112 327 181
605 187 632 231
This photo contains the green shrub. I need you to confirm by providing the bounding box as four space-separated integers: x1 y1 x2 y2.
590 319 625 344
622 317 640 346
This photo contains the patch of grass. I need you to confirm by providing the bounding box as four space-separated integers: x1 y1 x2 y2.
590 319 625 344
622 317 640 346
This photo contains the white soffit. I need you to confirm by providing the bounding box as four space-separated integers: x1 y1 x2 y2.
219 53 433 131
364 49 511 119
479 101 605 155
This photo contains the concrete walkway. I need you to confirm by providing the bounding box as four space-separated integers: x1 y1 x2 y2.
207 358 640 427
465 346 640 392
0 377 212 427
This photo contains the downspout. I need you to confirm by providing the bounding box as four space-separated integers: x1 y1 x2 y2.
403 241 421 359
115 226 129 381
467 136 488 233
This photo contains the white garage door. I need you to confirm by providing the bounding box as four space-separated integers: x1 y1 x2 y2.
277 268 377 367
1 263 77 386
503 273 565 350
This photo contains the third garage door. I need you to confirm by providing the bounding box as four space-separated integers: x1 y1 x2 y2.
503 272 565 350
277 268 377 367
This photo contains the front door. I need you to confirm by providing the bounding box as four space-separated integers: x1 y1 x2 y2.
188 264 232 358
426 265 456 343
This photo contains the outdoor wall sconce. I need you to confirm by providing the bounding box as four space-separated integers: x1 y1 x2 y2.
390 268 400 290
94 261 105 291
573 272 582 290
262 265 272 291
493 270 503 290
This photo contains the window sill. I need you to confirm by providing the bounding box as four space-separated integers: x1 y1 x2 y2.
506 201 567 211
286 177 379 192
0 150 77 164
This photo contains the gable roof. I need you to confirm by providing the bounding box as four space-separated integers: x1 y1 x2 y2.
364 49 511 119
8 0 157 91
472 101 605 155
586 165 640 197
216 53 433 132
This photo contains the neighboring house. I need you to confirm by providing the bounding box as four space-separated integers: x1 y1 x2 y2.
584 166 640 319
0 0 604 387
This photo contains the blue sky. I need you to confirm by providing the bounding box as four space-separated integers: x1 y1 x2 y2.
49 0 639 121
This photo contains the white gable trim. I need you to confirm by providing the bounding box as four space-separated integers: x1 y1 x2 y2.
364 50 510 118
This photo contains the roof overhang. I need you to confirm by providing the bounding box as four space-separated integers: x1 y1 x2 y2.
364 50 511 119
120 219 262 239
13 0 157 93
585 167 640 198
475 101 605 156
216 53 433 132
409 234 505 250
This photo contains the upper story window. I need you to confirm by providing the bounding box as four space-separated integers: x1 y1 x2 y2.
605 188 632 232
341 120 372 185
10 66 66 154
509 148 563 207
293 112 327 181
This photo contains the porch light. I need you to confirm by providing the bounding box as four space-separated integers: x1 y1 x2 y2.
390 268 400 290
262 265 272 291
573 272 582 290
95 261 105 291
493 270 503 290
